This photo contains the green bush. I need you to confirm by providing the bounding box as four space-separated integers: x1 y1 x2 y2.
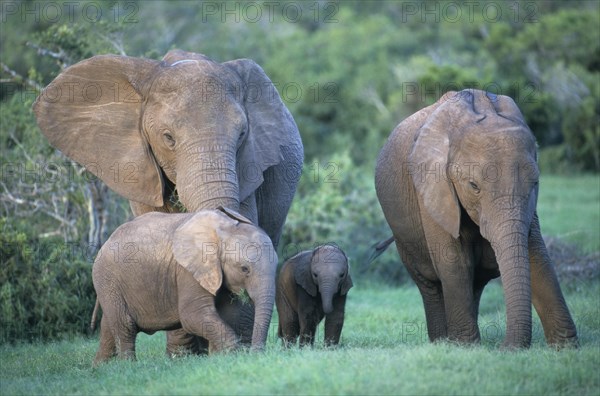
281 152 407 285
0 219 96 343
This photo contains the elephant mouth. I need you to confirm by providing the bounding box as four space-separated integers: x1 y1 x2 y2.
234 288 252 305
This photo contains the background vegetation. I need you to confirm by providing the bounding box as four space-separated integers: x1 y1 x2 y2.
0 0 600 380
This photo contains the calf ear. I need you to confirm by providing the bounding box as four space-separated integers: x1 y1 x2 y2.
340 268 354 295
173 212 223 295
292 254 317 297
217 206 254 225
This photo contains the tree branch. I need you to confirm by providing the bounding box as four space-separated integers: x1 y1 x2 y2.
0 62 43 91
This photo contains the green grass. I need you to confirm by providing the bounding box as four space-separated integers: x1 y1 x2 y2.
1 281 599 395
537 174 600 253
1 174 598 395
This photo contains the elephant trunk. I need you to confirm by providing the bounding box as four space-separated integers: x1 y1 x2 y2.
247 277 276 350
482 195 535 349
177 141 240 212
319 280 337 315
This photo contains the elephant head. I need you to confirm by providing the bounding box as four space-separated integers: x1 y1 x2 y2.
33 50 300 219
295 245 353 314
172 208 277 350
409 89 541 347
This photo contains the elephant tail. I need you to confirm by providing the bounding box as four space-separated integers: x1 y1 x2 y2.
89 298 100 332
366 236 395 265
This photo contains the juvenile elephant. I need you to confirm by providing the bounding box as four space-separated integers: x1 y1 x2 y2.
92 208 277 365
374 89 577 348
276 245 353 346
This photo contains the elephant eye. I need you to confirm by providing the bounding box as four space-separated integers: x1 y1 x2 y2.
469 181 480 193
162 131 176 148
339 273 345 279
312 272 318 278
241 265 250 274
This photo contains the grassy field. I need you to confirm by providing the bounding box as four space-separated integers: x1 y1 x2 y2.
1 174 599 395
1 281 599 395
536 174 600 253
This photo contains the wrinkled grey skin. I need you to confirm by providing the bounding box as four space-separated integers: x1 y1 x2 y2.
276 245 353 346
92 208 277 366
375 89 577 349
34 49 303 352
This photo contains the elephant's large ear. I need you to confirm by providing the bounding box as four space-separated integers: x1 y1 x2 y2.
223 59 303 203
408 92 461 239
292 252 317 297
340 262 354 296
33 55 165 207
173 211 223 295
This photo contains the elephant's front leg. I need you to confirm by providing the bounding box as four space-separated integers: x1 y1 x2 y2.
298 305 322 347
276 295 300 347
166 328 208 357
178 286 240 353
428 234 480 343
528 214 578 347
323 295 347 346
397 237 448 341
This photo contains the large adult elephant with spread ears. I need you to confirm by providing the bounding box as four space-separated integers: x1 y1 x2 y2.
34 49 303 248
34 50 303 353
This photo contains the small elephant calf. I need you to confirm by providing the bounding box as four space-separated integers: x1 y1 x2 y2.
276 244 353 346
92 208 277 365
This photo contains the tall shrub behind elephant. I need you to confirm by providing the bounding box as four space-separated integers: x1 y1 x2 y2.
374 89 577 348
92 208 278 365
33 50 304 350
276 244 353 347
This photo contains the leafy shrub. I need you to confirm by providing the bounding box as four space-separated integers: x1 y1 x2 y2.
0 219 96 343
281 152 408 285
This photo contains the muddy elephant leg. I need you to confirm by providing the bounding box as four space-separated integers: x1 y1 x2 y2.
324 295 346 346
529 213 578 347
93 317 116 366
166 328 208 357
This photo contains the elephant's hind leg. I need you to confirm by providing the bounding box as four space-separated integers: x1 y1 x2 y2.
93 317 116 366
114 313 138 361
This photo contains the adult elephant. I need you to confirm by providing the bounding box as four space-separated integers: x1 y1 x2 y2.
33 49 303 248
374 89 577 349
34 50 303 352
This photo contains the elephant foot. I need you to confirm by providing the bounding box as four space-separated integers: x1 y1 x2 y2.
208 338 241 354
547 334 579 349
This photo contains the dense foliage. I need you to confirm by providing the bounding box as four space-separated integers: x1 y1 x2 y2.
1 0 598 341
